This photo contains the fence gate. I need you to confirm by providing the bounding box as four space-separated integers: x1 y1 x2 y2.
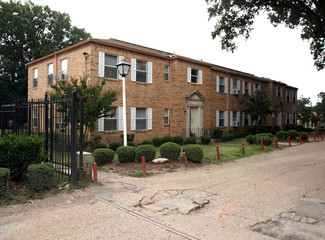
0 90 85 186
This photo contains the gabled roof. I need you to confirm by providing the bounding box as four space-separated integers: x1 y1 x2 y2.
186 90 205 101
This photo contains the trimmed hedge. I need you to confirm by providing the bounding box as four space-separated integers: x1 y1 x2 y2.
183 145 203 163
27 163 54 191
246 135 256 144
152 137 164 147
256 133 274 139
117 146 136 163
221 133 234 142
159 142 181 160
163 136 173 143
287 130 299 140
0 134 45 181
135 145 156 162
127 141 137 147
173 136 184 145
0 168 10 198
276 131 288 141
93 143 107 151
211 128 223 139
200 135 211 144
109 142 122 151
255 135 272 146
185 136 196 144
93 148 115 166
299 131 307 140
142 140 153 145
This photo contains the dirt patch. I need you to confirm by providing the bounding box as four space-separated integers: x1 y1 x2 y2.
100 160 204 176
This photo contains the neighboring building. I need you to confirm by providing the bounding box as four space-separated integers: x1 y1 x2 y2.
26 38 298 144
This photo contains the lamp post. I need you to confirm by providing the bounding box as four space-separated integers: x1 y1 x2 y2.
116 58 131 146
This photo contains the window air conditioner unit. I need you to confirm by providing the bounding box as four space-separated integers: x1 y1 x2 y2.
56 73 67 81
233 121 239 127
234 89 240 95
55 122 65 130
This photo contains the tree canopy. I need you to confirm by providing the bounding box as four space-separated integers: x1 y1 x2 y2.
315 92 325 122
206 0 325 70
0 0 91 101
297 96 313 125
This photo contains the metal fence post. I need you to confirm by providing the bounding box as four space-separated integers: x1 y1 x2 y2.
1 105 4 137
79 96 84 169
44 92 49 156
71 89 77 186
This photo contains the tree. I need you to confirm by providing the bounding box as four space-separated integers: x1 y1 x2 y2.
0 0 91 101
206 0 325 70
240 90 274 130
297 96 313 126
315 92 325 122
49 77 118 143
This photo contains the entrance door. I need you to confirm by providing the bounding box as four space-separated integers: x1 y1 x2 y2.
190 107 200 136
276 111 282 129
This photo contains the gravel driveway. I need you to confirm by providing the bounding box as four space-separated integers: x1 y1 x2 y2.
1 141 324 240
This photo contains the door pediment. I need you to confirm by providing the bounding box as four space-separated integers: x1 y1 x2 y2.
186 90 205 102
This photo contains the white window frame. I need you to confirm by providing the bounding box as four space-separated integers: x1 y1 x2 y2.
243 81 251 95
187 67 202 84
231 79 240 94
47 63 53 85
98 107 124 132
32 108 38 128
230 111 241 127
60 59 67 74
131 58 152 83
276 86 282 97
164 65 169 81
217 76 227 93
164 108 169 125
104 54 118 80
242 112 251 126
131 107 152 130
216 111 228 127
33 68 38 88
292 91 296 102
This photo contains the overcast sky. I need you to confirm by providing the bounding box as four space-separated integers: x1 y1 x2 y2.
29 0 325 105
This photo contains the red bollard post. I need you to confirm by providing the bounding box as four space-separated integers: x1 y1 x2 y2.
288 136 291 146
182 152 189 167
216 146 220 160
93 162 97 185
322 133 324 141
261 139 264 150
307 134 309 142
142 156 146 177
241 143 245 155
299 135 302 144
314 133 316 142
275 138 278 148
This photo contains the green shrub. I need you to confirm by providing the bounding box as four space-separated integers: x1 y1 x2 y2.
299 131 307 140
0 168 10 198
246 135 256 144
211 128 223 139
276 131 288 141
163 136 173 143
109 142 122 151
135 145 156 162
185 136 196 144
228 130 241 138
221 133 234 142
120 134 135 142
93 143 106 151
159 142 181 160
152 137 164 147
183 145 203 163
256 133 274 139
142 140 153 145
117 146 136 163
173 136 184 145
255 135 272 146
127 141 137 147
287 130 299 140
27 163 54 191
0 134 45 181
93 148 115 166
200 135 211 144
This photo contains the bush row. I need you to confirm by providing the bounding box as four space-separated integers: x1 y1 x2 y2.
245 133 274 146
275 130 308 141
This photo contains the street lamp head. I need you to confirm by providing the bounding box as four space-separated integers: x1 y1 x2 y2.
116 58 131 77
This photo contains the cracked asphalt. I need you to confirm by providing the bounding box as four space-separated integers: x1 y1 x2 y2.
0 141 324 240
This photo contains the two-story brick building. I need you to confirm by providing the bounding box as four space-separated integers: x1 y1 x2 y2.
26 38 298 144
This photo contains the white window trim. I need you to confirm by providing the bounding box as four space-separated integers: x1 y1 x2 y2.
231 79 241 94
216 110 228 127
47 63 53 85
33 68 38 88
131 107 152 130
164 108 170 125
131 58 153 83
217 76 227 93
60 58 67 74
164 65 169 81
187 67 202 84
98 107 123 132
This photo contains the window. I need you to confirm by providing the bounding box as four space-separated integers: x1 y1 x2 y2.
231 79 240 94
253 83 260 93
60 59 67 74
33 68 38 88
292 113 296 124
216 111 228 127
292 92 296 102
286 90 290 102
131 107 152 130
32 109 38 128
230 111 240 127
104 54 118 79
276 86 282 97
98 107 123 132
242 113 250 126
164 66 169 81
217 76 227 93
187 67 202 84
164 109 169 125
48 63 53 85
286 113 290 124
131 58 152 83
243 81 251 95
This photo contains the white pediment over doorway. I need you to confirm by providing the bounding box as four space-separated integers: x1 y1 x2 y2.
186 90 205 102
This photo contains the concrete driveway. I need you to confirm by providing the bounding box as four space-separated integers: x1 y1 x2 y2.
1 141 324 240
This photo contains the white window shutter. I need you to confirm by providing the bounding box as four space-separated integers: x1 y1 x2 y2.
147 108 152 130
230 79 234 94
98 117 104 132
98 52 105 77
131 58 136 82
276 86 278 96
280 88 282 97
118 56 124 80
253 83 256 93
187 67 191 83
148 62 152 83
237 111 240 125
225 78 228 93
248 82 252 95
258 84 261 91
216 76 220 92
198 70 203 84
242 112 245 126
200 107 204 128
216 111 219 127
118 107 124 131
230 111 233 126
131 107 136 130
224 111 228 127
237 80 240 91
242 81 245 94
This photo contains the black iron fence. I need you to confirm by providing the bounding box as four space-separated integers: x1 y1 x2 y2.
187 128 212 137
0 90 85 185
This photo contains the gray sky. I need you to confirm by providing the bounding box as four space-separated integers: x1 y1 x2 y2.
30 0 325 104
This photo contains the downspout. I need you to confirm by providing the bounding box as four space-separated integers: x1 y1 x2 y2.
169 57 172 136
226 72 229 133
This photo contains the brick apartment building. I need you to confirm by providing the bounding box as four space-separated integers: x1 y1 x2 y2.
26 38 298 144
